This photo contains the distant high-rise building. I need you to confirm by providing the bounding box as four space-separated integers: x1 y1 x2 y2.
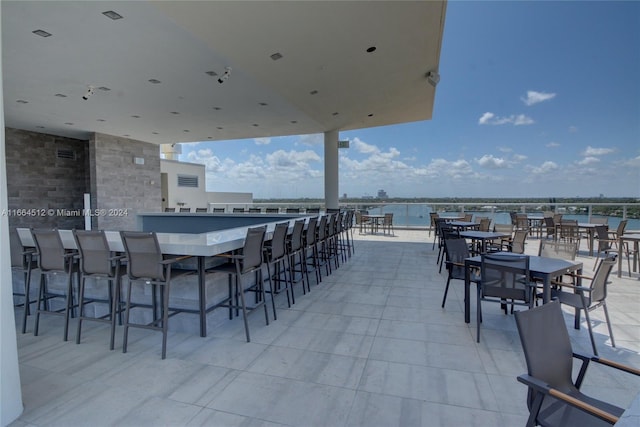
377 189 388 199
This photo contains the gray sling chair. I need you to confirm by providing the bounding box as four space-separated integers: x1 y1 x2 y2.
550 255 617 356
477 253 535 343
263 222 292 313
32 228 79 341
11 228 37 334
515 301 640 426
73 230 125 350
207 225 271 343
441 236 480 309
120 231 193 359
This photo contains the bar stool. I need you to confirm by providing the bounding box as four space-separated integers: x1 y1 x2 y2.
263 222 292 313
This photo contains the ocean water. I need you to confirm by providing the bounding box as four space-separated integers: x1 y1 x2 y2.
360 204 640 231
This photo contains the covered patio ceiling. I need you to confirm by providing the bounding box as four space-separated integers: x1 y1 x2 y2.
2 1 447 145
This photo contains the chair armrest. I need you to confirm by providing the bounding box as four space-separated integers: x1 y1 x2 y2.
160 255 192 265
517 374 619 425
592 357 640 376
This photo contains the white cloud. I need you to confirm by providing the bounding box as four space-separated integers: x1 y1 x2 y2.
621 156 640 167
478 112 534 126
254 137 271 145
546 142 560 148
568 126 578 133
352 137 380 154
476 154 509 169
521 90 556 106
512 154 527 162
583 146 615 156
577 157 600 165
528 161 559 174
498 146 512 153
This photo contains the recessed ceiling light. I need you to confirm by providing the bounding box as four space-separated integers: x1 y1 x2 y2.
216 127 223 130
207 136 213 139
205 71 218 77
131 115 140 118
183 130 190 132
290 120 297 124
366 46 377 53
148 79 162 84
212 107 222 111
332 112 339 116
32 29 52 37
259 102 268 106
54 93 67 98
252 124 259 127
64 122 74 126
170 111 180 115
16 99 28 104
368 113 374 117
97 119 106 122
310 90 318 95
152 132 159 135
97 86 111 91
36 126 45 129
123 134 130 137
270 52 283 61
102 10 123 20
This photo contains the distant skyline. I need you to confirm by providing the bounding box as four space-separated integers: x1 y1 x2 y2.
177 1 640 199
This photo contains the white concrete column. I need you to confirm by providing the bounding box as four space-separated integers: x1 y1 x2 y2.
324 130 339 210
0 5 25 425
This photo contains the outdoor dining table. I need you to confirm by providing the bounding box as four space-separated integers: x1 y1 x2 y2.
458 230 510 255
578 222 599 256
619 233 640 278
362 214 385 233
463 253 583 324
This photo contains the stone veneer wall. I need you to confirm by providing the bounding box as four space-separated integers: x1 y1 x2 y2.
89 133 161 230
5 127 88 230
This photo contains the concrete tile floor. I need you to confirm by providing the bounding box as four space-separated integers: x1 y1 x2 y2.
10 228 640 426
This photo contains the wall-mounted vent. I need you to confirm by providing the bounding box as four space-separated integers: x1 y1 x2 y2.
177 175 198 188
56 149 76 160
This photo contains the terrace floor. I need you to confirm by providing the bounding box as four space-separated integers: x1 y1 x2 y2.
9 228 640 426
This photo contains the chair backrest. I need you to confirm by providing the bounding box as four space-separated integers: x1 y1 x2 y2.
239 226 266 273
589 255 616 304
233 207 245 213
73 230 114 276
559 219 579 241
344 210 354 229
288 220 305 252
481 253 531 302
615 219 627 236
543 216 555 231
195 207 208 213
463 213 473 222
444 237 470 280
328 213 338 236
594 225 612 251
213 207 226 213
305 216 318 246
478 217 491 232
317 215 328 240
515 214 528 231
429 212 439 228
268 222 289 260
164 207 175 212
552 213 563 224
31 228 67 272
179 207 190 212
120 231 165 281
383 213 393 225
510 230 528 254
515 301 575 393
10 229 27 268
493 223 513 234
538 239 577 260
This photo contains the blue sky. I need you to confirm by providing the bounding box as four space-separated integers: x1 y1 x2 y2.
179 1 640 199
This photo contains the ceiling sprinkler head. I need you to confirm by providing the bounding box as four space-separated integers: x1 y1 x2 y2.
82 85 95 100
218 67 232 84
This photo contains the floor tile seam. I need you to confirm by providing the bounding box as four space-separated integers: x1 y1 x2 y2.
365 353 490 376
281 316 383 335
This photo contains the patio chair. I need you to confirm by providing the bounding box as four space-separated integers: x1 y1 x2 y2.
288 219 310 295
607 220 627 248
538 239 577 261
195 207 208 212
508 230 528 254
382 212 394 235
515 301 639 426
441 237 480 308
164 207 175 212
11 228 37 334
265 207 280 213
248 208 261 213
303 216 322 285
263 222 291 314
515 214 529 232
428 212 439 237
207 226 270 343
558 220 580 251
32 228 79 341
286 207 300 213
463 213 473 222
478 217 491 232
487 223 513 252
120 231 193 359
212 207 226 213
355 211 372 234
477 253 535 342
550 255 617 356
542 216 556 239
233 207 246 213
73 230 125 350
179 207 190 212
